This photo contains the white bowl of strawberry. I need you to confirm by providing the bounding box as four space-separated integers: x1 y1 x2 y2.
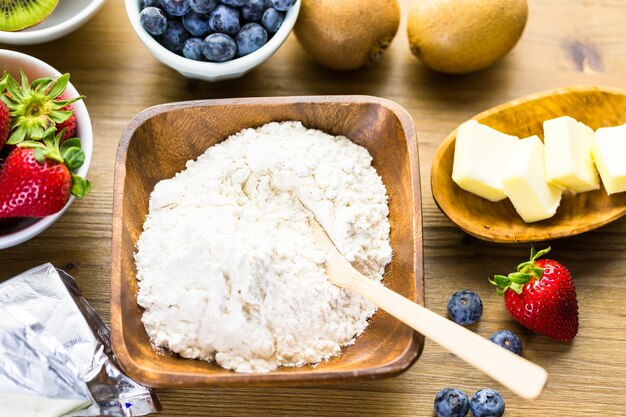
0 50 93 250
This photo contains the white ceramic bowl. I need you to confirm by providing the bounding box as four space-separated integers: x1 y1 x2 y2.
125 0 300 81
0 0 106 45
0 50 93 250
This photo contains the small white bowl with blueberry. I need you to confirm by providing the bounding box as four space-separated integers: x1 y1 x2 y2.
126 0 300 81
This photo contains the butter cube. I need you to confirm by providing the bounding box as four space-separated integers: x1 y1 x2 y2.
544 116 599 192
502 136 563 223
452 120 519 202
593 123 626 195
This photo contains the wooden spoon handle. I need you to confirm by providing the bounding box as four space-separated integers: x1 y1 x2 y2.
343 272 548 400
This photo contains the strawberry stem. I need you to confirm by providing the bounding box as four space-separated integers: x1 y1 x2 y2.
0 70 84 145
490 247 551 295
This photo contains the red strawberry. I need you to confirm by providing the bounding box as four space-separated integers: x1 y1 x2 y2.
0 70 83 146
55 93 77 142
0 100 9 150
0 129 91 218
490 247 579 341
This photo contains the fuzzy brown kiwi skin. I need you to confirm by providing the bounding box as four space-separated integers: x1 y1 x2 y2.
0 0 59 32
295 0 400 71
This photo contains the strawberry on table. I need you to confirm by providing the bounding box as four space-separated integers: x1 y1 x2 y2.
0 70 83 145
0 128 91 218
489 247 579 341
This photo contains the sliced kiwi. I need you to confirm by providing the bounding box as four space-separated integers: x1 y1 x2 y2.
0 0 59 32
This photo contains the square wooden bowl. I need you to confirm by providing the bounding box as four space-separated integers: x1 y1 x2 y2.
111 96 424 388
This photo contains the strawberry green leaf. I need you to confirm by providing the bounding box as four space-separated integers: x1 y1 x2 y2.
47 73 70 99
531 266 544 279
508 272 532 284
509 282 524 294
63 147 85 171
30 77 53 91
532 247 551 261
33 148 45 163
71 175 92 198
49 110 73 124
19 140 47 149
7 125 27 145
20 69 29 91
60 138 81 153
5 73 23 100
31 124 46 140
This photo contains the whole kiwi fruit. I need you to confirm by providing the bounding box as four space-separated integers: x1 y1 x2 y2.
294 0 401 71
0 0 59 32
407 0 528 74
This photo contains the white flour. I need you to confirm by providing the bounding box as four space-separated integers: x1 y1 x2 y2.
135 121 392 373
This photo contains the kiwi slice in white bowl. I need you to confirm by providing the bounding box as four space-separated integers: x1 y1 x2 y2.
0 0 59 31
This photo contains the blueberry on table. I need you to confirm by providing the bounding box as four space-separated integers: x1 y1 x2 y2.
140 7 168 36
470 389 505 417
189 0 217 13
182 11 210 36
221 0 246 6
269 0 295 12
203 33 237 62
142 0 160 8
160 20 191 54
447 290 483 325
241 0 266 22
489 330 522 355
235 23 268 57
434 388 470 417
209 5 240 35
261 8 284 33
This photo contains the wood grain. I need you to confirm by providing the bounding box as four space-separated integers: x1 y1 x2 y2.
432 86 626 243
111 96 424 387
1 0 626 415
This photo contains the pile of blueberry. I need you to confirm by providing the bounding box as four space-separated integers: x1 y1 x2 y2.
139 0 296 62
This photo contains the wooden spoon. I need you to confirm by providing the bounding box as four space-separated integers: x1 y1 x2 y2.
305 216 548 400
431 86 626 243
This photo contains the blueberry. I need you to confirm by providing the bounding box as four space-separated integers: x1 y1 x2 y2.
160 20 191 54
268 0 295 12
470 389 505 417
235 22 267 56
240 0 265 22
189 0 217 13
142 0 160 8
183 37 206 60
447 290 482 325
160 0 192 16
203 33 237 62
208 5 240 35
261 8 284 33
140 7 168 36
489 330 522 355
182 11 210 36
434 388 470 417
220 0 246 6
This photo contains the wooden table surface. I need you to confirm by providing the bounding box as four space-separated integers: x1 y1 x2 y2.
2 0 626 415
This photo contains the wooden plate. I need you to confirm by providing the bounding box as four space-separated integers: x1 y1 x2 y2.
111 96 424 387
432 86 626 243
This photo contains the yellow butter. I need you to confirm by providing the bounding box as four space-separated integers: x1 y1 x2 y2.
452 120 519 202
593 123 626 195
502 136 563 223
544 116 599 193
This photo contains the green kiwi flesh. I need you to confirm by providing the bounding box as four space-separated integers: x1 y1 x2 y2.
0 0 59 32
